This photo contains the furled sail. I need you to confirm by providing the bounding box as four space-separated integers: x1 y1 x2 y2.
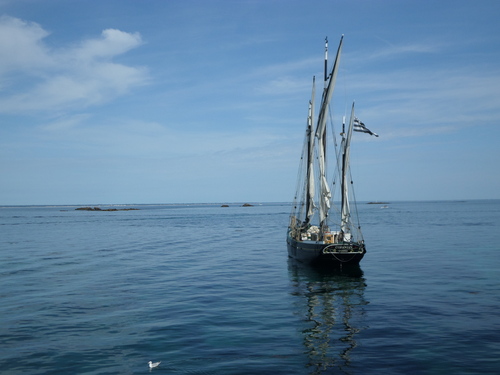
305 77 316 223
315 36 343 140
341 103 355 234
315 36 343 227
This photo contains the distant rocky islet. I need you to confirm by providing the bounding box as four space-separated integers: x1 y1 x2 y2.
221 203 254 207
75 207 139 211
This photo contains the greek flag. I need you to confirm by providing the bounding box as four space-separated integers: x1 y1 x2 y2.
353 117 379 137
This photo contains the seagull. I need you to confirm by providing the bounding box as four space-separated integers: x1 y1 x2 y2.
148 361 161 369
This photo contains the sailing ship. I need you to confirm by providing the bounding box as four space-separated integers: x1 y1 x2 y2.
287 36 378 266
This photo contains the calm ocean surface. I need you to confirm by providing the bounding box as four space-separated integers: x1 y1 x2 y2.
1 200 499 374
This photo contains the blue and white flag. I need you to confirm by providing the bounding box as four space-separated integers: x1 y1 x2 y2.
353 117 378 137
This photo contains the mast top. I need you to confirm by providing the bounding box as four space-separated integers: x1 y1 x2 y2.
324 37 328 83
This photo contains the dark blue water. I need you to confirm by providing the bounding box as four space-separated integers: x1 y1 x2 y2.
1 201 499 374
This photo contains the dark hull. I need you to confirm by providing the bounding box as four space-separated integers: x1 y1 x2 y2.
287 231 365 266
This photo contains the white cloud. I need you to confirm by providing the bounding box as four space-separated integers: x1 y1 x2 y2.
41 113 91 132
72 28 143 62
0 16 148 113
37 114 296 176
246 57 318 96
0 16 52 73
343 64 500 140
367 41 439 60
255 76 310 96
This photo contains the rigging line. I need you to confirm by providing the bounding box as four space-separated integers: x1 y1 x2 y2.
291 132 310 215
327 163 345 225
346 115 363 237
329 201 343 228
328 102 339 152
327 102 343 193
328 105 342 188
343 81 349 127
341 41 350 131
323 100 344 227
348 167 364 240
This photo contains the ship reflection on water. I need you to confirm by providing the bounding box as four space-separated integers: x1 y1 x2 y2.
288 260 368 374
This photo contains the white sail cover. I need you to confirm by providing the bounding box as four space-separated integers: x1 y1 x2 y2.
317 139 330 224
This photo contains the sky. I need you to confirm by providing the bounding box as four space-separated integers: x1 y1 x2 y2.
1 0 499 205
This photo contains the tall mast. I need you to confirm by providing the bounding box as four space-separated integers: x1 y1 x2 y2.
316 34 343 139
341 102 355 234
324 37 328 86
315 35 343 230
322 36 328 200
304 77 316 224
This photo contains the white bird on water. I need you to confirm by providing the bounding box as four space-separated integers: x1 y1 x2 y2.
148 361 161 369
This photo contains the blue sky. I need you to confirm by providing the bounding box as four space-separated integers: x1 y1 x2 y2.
1 0 499 205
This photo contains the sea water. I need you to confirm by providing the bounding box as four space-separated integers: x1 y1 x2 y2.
1 201 499 374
